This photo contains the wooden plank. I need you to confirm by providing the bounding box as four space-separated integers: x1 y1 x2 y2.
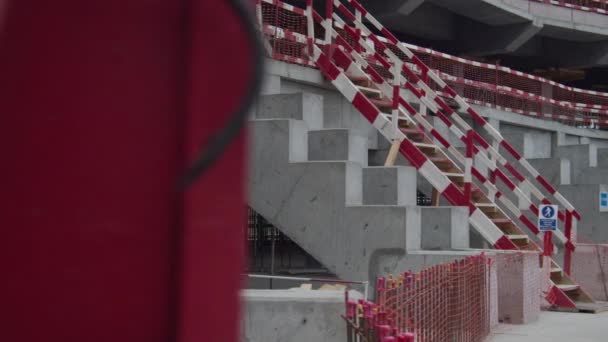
384 140 401 166
431 188 440 206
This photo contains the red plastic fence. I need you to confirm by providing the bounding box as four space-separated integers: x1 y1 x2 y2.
257 0 608 129
344 254 492 342
571 242 608 301
531 0 608 15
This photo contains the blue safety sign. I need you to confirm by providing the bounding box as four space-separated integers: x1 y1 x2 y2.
601 192 608 209
538 204 558 231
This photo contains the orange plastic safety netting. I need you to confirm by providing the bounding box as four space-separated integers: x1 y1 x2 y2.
569 237 608 301
344 254 492 342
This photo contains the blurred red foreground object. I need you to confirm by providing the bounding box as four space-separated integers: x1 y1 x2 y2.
0 1 255 341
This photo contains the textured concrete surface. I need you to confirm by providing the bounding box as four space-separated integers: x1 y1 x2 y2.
488 311 608 342
599 148 608 168
362 166 417 205
554 144 598 180
280 79 380 149
420 207 470 250
573 167 608 185
250 118 406 281
308 129 368 166
528 158 570 186
254 92 324 130
492 252 541 324
558 184 608 242
241 290 360 342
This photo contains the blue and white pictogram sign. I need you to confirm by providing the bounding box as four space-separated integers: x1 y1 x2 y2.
601 192 608 209
538 204 558 231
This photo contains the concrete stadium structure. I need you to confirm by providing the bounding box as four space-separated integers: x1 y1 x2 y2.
360 0 608 69
243 1 608 341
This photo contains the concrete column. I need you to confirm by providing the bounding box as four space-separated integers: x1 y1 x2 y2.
260 74 281 95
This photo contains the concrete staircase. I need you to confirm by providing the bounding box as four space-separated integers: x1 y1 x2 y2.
249 93 470 282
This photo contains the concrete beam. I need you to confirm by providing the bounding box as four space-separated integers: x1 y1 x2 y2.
460 20 543 57
360 0 409 13
397 0 426 15
376 6 456 41
544 39 608 68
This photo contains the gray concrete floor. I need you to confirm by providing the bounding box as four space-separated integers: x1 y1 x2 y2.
488 311 608 341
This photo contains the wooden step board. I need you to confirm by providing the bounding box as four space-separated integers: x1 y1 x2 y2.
556 284 580 292
355 85 382 98
345 73 372 87
370 98 392 110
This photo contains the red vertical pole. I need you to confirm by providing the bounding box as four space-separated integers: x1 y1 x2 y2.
564 210 573 275
543 231 554 257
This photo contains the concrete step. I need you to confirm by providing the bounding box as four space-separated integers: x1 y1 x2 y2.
250 117 409 282
416 207 470 251
308 129 368 166
250 115 473 284
362 166 417 206
254 93 323 129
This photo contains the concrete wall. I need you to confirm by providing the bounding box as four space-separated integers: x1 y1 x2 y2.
241 290 357 342
492 252 541 324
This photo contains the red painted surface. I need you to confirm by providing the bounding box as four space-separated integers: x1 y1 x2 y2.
547 286 577 308
564 211 573 275
0 1 251 341
543 232 554 257
494 235 518 250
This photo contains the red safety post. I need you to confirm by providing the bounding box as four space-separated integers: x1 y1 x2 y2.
543 231 554 257
564 210 573 275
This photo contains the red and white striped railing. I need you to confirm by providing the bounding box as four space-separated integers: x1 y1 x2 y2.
256 0 596 307
257 0 583 264
531 0 608 15
331 0 579 246
257 0 608 128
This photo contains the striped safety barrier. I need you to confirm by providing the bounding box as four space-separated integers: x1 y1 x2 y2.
256 0 597 310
